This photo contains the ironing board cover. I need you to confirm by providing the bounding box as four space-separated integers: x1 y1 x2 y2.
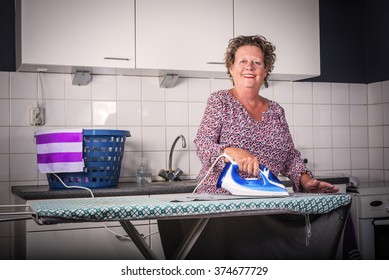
30 193 351 222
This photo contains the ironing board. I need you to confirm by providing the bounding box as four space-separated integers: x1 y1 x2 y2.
27 193 351 260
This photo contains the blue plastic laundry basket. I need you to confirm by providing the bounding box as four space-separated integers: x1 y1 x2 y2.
47 129 131 189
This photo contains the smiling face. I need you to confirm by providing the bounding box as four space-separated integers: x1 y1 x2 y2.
228 45 268 92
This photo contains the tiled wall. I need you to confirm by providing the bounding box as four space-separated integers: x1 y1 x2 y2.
0 71 388 258
1 72 389 191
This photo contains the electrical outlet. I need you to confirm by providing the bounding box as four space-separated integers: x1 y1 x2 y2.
30 107 45 126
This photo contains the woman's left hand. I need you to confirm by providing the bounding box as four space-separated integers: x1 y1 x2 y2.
300 174 339 193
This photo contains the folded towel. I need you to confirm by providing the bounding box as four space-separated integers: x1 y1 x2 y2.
36 129 84 173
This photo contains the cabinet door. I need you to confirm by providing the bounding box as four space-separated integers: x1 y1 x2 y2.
26 221 149 260
136 0 233 73
18 0 135 69
234 0 320 80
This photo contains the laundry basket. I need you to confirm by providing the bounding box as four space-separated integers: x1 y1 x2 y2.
46 129 131 189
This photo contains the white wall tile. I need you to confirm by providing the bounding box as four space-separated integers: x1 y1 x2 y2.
369 169 384 181
44 99 66 126
333 148 351 170
66 100 92 126
10 127 36 153
142 101 165 126
117 76 141 101
166 102 189 126
350 127 368 147
313 148 333 171
294 104 312 126
350 83 367 104
92 101 117 126
282 103 294 126
120 151 142 179
369 148 384 169
332 105 350 126
142 126 165 151
188 126 199 151
210 78 232 93
368 104 383 126
188 78 210 102
293 126 313 149
10 99 36 126
143 151 166 179
0 127 9 153
313 104 331 126
293 82 312 104
124 126 142 152
274 81 293 103
117 101 142 126
0 99 10 126
313 82 331 104
0 155 9 181
383 81 389 103
65 74 92 100
189 150 201 178
314 127 332 148
384 126 389 147
10 72 37 99
350 105 368 126
332 127 350 148
368 82 383 104
351 148 369 169
39 73 65 100
331 83 349 104
92 75 116 101
260 81 274 100
166 127 188 152
369 126 383 147
0 72 9 98
10 154 38 181
383 103 389 125
142 77 165 101
166 78 188 102
189 102 206 126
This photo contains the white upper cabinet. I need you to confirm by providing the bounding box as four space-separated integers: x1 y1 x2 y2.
136 0 233 74
234 0 320 80
16 0 135 71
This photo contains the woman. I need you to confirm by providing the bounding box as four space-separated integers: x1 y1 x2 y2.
194 35 338 194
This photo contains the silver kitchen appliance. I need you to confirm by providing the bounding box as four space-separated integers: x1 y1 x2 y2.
349 181 389 259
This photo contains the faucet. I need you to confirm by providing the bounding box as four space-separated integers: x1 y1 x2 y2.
158 135 186 181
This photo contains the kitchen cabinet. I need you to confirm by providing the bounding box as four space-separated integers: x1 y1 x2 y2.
136 0 233 75
16 0 135 72
26 220 149 260
234 0 320 81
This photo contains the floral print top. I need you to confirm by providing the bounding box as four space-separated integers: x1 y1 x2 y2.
194 89 311 194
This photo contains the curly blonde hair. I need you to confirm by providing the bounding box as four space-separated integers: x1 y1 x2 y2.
225 35 276 87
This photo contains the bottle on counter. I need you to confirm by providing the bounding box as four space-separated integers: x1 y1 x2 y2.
136 158 152 183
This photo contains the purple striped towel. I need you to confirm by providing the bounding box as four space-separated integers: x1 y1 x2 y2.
36 129 84 173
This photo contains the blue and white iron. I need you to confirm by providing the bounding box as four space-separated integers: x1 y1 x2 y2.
216 154 289 197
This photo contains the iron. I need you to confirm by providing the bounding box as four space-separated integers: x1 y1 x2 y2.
216 154 289 197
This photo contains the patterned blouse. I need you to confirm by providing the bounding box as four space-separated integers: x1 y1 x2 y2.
194 89 311 194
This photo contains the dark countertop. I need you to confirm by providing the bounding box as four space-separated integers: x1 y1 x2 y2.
12 180 199 200
12 176 349 201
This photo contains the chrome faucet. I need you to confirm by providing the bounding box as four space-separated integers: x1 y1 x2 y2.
158 135 186 181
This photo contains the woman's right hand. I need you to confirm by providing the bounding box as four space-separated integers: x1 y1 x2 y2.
223 147 260 176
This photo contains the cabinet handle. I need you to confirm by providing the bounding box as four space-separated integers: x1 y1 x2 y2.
206 62 224 65
104 57 131 61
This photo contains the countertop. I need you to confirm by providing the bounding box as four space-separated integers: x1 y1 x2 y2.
12 176 349 201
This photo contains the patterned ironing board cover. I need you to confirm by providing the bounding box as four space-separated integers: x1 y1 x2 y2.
30 193 351 222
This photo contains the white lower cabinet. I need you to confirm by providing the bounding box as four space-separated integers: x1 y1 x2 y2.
26 220 149 260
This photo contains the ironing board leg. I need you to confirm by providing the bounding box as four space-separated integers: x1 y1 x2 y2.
172 218 209 260
119 220 158 260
